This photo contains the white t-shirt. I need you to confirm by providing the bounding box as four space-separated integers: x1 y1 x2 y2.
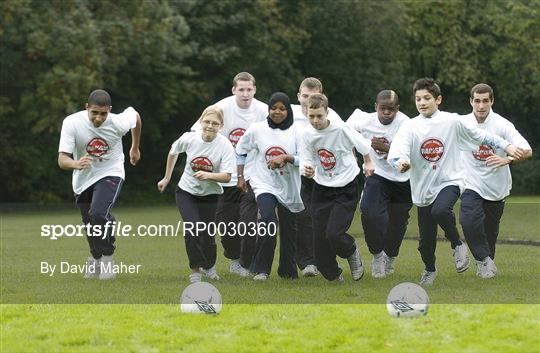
58 107 138 195
291 104 343 128
461 110 531 201
236 121 304 213
170 132 235 196
192 96 268 187
300 120 371 187
347 109 410 182
387 110 511 207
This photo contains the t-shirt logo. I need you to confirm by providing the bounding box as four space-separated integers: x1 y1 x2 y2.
420 138 444 162
229 128 246 147
265 146 287 161
190 157 214 172
265 146 287 175
86 138 109 157
472 145 495 161
318 149 336 170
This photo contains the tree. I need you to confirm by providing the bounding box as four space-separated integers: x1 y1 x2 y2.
298 0 412 117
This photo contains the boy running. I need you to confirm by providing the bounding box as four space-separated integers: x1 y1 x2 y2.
388 78 524 285
301 93 371 282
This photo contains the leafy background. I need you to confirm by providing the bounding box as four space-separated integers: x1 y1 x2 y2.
1 0 538 203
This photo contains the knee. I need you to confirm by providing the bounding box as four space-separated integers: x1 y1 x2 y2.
89 208 109 224
459 207 482 227
459 211 475 228
430 204 452 222
360 203 384 220
359 199 372 217
258 211 277 225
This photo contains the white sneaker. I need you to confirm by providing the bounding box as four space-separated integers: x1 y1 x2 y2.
229 260 242 275
253 273 268 281
490 257 498 274
347 246 364 281
200 266 220 280
330 273 344 283
371 252 386 278
419 270 437 285
302 265 319 277
98 255 116 280
384 253 396 275
476 257 496 279
84 257 100 278
238 266 253 278
453 243 470 273
189 272 202 283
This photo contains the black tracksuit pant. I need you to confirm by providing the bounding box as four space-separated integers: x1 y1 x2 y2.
312 179 359 281
215 183 258 268
460 189 505 260
360 174 412 257
295 176 316 269
75 176 124 259
176 187 218 270
249 193 298 279
417 185 463 272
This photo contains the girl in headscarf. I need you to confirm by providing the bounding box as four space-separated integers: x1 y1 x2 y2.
236 92 304 280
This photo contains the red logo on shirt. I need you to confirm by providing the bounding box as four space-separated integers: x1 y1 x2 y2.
472 145 495 161
318 149 336 170
229 128 246 147
420 138 444 162
86 138 109 157
265 146 287 161
190 157 214 172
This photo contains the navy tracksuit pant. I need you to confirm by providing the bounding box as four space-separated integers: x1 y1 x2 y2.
295 176 316 270
250 193 298 278
460 189 505 260
417 185 463 272
360 174 412 257
75 176 124 259
176 187 218 270
215 183 258 268
312 179 359 281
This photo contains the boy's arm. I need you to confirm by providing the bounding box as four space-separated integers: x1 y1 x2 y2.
345 109 368 130
58 118 88 171
361 154 375 177
58 152 93 171
130 113 142 166
486 120 532 167
299 132 317 178
457 119 524 160
503 120 532 161
343 124 371 155
236 155 248 192
235 128 255 192
387 121 412 173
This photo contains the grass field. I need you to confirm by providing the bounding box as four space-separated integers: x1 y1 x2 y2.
2 304 539 353
1 197 540 352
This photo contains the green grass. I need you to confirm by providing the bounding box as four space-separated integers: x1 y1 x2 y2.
1 199 539 352
1 304 539 353
1 201 539 304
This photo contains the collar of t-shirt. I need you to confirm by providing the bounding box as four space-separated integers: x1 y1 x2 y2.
476 109 494 125
421 110 440 119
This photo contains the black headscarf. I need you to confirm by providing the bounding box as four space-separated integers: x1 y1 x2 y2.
267 92 294 130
